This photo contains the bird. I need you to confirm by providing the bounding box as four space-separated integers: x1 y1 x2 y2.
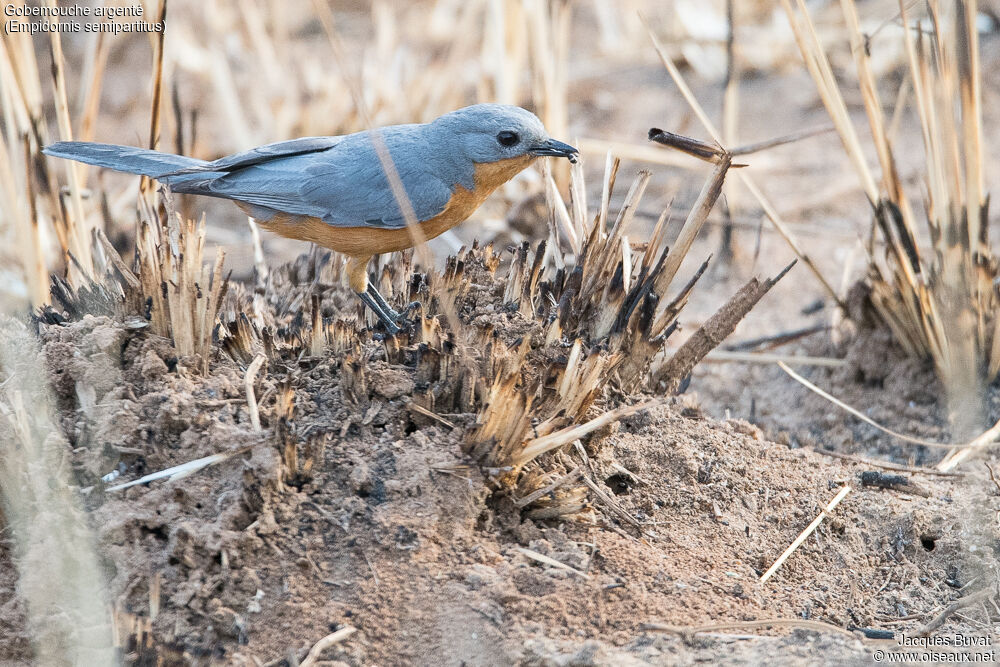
43 104 579 334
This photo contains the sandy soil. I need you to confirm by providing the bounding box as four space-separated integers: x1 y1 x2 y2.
0 247 995 665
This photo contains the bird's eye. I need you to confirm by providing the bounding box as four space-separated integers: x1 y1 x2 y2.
497 131 519 147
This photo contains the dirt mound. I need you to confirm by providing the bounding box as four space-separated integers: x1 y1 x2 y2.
0 248 988 666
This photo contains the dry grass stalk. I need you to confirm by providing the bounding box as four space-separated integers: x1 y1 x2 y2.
642 617 859 640
579 473 651 535
524 484 591 520
47 12 94 282
916 586 996 637
516 547 590 579
645 20 846 309
0 16 97 303
136 208 229 373
653 262 795 391
781 0 995 441
0 318 113 663
299 626 358 667
703 350 846 368
245 354 267 433
936 418 1000 472
576 137 696 168
778 352 1000 473
75 32 109 144
105 451 244 493
758 485 853 584
719 0 740 265
525 0 571 190
817 448 965 477
514 465 584 508
0 128 46 305
776 360 977 449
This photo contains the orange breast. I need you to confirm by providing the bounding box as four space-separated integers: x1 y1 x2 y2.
241 154 537 259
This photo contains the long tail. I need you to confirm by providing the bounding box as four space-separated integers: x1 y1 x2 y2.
42 142 209 180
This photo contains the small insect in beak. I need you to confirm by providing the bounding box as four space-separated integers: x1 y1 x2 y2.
531 139 579 163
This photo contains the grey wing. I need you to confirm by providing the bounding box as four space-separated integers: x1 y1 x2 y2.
161 136 342 176
183 141 454 228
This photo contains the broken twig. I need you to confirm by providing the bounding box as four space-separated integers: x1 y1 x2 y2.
759 485 852 584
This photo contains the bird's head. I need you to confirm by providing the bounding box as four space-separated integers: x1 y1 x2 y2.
432 104 578 166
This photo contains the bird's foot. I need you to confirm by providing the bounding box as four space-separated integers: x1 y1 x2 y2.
378 301 421 335
358 290 422 337
365 286 422 330
358 291 400 335
394 300 422 320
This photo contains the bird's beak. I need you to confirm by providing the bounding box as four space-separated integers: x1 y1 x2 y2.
531 138 579 163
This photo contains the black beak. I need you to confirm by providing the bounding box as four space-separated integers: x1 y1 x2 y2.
531 138 579 163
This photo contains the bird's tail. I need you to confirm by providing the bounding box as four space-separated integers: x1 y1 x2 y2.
42 142 210 180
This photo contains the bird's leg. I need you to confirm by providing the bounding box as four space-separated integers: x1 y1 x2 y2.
347 254 406 335
357 290 401 334
365 283 421 321
365 283 401 321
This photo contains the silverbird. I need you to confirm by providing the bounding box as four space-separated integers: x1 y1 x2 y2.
44 103 579 333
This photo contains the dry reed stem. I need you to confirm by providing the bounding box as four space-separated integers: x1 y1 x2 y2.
702 350 846 367
654 156 730 303
47 4 93 281
525 0 570 190
105 451 244 493
580 474 651 536
0 128 46 305
515 399 662 466
645 18 845 309
780 354 1000 470
514 466 583 508
76 31 109 143
576 137 696 168
655 263 794 392
720 0 739 265
783 0 994 438
816 449 965 478
935 418 1000 471
780 0 880 201
916 585 995 637
405 400 457 430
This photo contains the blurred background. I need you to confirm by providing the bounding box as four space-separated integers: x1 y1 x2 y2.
4 0 1000 350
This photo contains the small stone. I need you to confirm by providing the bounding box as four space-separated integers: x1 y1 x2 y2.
369 366 415 400
140 349 170 381
210 605 246 640
254 509 279 536
465 564 498 590
349 462 373 496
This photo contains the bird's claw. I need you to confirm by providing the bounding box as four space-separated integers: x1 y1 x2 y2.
372 316 415 339
359 289 422 337
380 300 422 323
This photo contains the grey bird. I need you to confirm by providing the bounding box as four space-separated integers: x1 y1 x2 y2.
43 103 579 333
